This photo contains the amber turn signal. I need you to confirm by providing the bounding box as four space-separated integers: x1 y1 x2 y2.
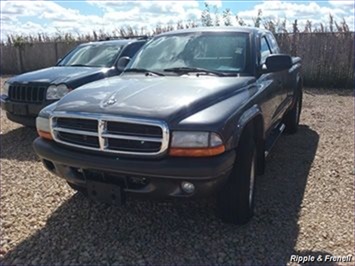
169 145 225 157
37 130 53 140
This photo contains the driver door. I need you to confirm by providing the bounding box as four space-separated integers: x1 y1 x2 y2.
256 35 284 135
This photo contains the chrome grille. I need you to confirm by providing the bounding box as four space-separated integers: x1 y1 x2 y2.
50 113 169 156
8 85 47 103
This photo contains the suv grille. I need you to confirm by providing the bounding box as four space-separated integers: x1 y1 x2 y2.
8 85 47 103
50 114 169 156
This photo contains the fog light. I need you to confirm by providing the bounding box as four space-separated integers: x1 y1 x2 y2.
181 181 195 194
129 176 148 185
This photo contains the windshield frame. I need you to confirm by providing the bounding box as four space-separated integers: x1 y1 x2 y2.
57 43 124 68
128 31 253 76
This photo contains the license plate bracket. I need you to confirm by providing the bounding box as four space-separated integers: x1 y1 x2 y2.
13 104 28 116
87 181 125 205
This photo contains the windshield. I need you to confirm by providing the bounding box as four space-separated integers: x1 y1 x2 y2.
130 32 250 75
58 43 123 67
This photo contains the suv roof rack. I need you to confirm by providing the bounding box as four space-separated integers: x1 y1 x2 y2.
99 35 150 41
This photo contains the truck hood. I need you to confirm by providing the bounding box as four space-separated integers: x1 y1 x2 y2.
8 66 110 87
54 75 255 123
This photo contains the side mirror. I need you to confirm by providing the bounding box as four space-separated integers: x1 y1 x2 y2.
263 54 292 73
116 56 131 71
56 58 62 65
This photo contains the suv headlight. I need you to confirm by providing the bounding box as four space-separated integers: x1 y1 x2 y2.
3 82 10 96
169 131 225 157
46 84 70 100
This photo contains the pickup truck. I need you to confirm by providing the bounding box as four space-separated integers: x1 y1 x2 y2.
33 27 302 225
1 38 147 126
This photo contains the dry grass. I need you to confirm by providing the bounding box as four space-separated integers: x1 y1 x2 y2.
0 82 354 264
276 32 354 89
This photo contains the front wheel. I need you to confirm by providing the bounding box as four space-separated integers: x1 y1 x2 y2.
217 134 257 225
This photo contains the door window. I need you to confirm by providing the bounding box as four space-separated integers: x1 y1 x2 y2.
266 34 280 54
260 37 271 64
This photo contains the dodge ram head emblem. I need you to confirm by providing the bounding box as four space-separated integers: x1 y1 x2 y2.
103 97 117 107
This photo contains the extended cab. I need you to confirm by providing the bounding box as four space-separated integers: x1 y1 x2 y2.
1 38 147 126
33 27 302 224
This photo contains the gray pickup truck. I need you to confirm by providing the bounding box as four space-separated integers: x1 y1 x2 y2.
33 27 302 225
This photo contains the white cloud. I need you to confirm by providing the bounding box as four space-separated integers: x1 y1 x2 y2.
1 1 80 19
0 0 198 39
87 1 200 18
15 0 200 37
0 0 353 41
1 2 84 40
205 1 223 8
83 1 203 35
328 0 354 8
235 1 354 31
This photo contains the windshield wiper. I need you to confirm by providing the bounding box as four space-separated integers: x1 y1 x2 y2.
163 67 226 77
124 68 165 76
67 64 92 67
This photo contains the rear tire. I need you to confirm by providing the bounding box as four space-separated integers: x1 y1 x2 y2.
217 131 257 225
284 89 302 134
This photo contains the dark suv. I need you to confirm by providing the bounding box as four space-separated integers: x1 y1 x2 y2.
1 38 147 126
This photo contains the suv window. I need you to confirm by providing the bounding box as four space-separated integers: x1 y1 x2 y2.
260 37 271 64
59 44 123 67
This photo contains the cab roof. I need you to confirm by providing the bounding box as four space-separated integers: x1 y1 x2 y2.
157 26 271 36
79 38 147 47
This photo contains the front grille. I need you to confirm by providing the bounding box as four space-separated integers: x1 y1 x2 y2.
108 138 161 152
8 85 47 103
57 132 100 148
57 118 98 132
50 113 169 156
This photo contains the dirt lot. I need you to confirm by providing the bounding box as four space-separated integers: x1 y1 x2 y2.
0 81 353 265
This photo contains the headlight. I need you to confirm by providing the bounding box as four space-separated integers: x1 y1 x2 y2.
3 82 10 96
36 102 57 139
36 116 50 133
36 116 53 140
46 84 70 100
170 131 225 157
171 131 210 148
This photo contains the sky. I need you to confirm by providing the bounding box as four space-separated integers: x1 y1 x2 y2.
0 0 354 40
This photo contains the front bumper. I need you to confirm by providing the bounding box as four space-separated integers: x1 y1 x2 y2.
33 138 236 198
0 95 55 126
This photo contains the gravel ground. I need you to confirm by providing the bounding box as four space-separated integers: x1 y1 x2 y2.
0 79 353 265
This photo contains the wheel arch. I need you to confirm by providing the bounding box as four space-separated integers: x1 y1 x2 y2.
233 105 265 175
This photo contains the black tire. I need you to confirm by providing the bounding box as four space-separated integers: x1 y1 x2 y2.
67 182 87 195
283 89 302 134
217 130 257 225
